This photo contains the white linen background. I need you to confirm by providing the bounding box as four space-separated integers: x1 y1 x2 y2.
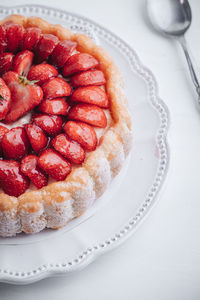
1 0 200 299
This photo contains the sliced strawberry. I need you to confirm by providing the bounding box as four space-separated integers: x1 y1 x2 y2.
51 134 85 164
0 25 7 53
12 50 34 75
27 63 58 86
34 34 59 63
32 114 63 136
21 155 48 189
49 40 77 68
0 125 9 155
71 86 109 108
4 23 24 53
0 53 14 76
25 123 48 153
62 53 99 77
0 78 11 120
38 98 69 116
0 160 29 197
71 70 106 87
38 148 71 181
20 27 42 51
68 104 107 128
2 71 43 123
1 127 29 160
42 77 71 99
64 121 97 151
0 125 9 140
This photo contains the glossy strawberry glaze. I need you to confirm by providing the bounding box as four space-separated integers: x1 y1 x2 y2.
64 121 97 151
38 148 71 181
0 22 112 197
1 127 29 159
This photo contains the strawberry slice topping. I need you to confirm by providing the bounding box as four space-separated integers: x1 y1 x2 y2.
27 63 58 86
12 50 34 75
71 86 109 108
32 114 63 136
0 125 9 155
68 104 107 128
0 22 110 197
0 160 29 197
0 53 14 76
71 70 106 87
34 34 59 63
4 23 24 53
0 25 7 53
1 127 29 160
0 125 9 141
25 123 48 153
42 77 71 99
49 40 77 68
52 134 85 164
62 53 99 77
38 98 69 116
20 27 42 51
38 148 71 181
64 121 97 151
2 71 43 123
21 155 48 189
0 78 11 120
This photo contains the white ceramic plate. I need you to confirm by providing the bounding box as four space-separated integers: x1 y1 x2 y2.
0 4 170 284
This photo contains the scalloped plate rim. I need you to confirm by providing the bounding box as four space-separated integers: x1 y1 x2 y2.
0 4 170 284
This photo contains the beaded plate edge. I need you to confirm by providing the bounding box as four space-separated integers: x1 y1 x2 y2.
0 4 170 284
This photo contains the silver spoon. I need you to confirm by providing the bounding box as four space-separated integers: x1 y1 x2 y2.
147 0 200 102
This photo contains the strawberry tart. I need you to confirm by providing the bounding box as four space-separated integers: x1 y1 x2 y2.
0 14 132 237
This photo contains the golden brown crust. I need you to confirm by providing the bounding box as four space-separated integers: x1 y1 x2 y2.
0 194 18 211
0 15 132 236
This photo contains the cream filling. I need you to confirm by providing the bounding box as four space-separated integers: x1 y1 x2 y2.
0 112 32 130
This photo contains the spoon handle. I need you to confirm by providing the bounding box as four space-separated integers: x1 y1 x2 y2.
178 35 200 102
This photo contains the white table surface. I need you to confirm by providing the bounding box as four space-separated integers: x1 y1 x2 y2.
1 0 200 299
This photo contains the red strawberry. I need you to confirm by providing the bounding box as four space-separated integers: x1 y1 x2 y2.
49 40 77 68
21 155 48 189
38 98 69 116
0 25 7 53
64 121 97 151
0 125 9 140
51 134 85 164
32 114 63 136
2 71 43 123
71 86 109 108
68 104 107 128
62 53 99 77
25 123 48 153
71 70 106 87
0 78 11 120
12 50 34 75
0 125 9 155
42 77 71 99
0 53 14 76
34 34 59 63
20 27 41 51
38 148 71 181
27 63 58 86
0 160 29 197
1 127 29 160
4 23 24 53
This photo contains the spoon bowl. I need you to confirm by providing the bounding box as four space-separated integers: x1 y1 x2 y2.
147 0 192 36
